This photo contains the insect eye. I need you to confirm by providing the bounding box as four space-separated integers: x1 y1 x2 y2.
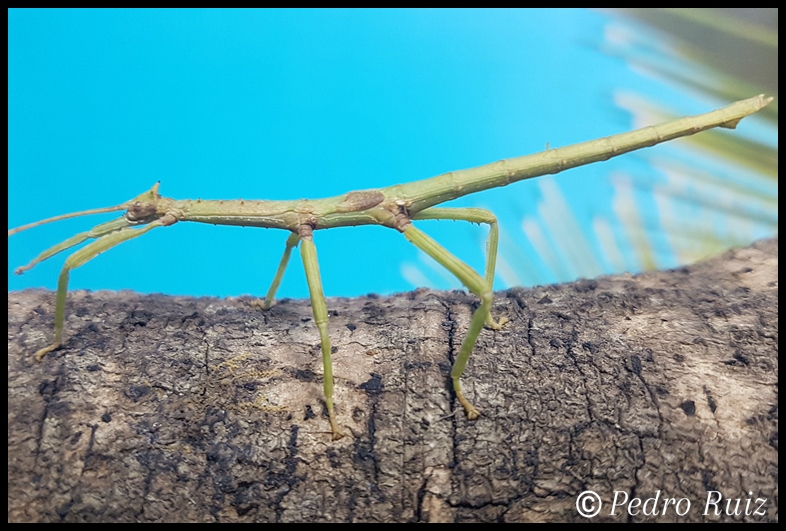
126 201 157 222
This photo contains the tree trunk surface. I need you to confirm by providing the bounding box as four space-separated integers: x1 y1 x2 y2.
8 238 778 523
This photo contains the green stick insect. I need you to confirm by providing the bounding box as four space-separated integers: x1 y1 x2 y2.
8 95 772 440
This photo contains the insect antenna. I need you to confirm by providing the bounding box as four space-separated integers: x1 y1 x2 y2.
8 204 128 236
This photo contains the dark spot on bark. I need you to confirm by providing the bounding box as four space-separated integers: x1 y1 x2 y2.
295 370 316 382
404 361 433 371
38 379 60 396
359 373 383 395
680 400 696 416
101 412 112 423
574 279 598 293
326 448 341 468
582 342 599 354
733 350 751 365
233 484 259 516
570 421 592 436
56 501 73 518
703 387 717 413
597 291 613 303
538 295 553 304
630 354 642 375
206 442 236 466
47 401 72 416
701 469 718 492
286 425 299 475
126 385 151 402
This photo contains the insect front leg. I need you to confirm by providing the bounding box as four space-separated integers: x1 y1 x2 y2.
33 221 166 361
298 228 345 440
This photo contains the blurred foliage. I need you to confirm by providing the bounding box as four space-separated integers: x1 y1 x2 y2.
583 8 777 274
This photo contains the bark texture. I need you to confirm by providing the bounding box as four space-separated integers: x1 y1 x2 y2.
8 238 778 522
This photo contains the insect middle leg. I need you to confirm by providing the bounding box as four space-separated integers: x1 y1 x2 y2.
298 229 345 440
260 232 301 309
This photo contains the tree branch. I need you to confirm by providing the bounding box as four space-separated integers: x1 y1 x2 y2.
8 238 778 522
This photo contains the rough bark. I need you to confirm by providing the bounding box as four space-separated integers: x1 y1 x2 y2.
8 238 778 523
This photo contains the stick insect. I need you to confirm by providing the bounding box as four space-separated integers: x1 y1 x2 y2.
8 95 772 440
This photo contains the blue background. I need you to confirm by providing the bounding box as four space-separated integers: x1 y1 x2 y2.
8 9 776 299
